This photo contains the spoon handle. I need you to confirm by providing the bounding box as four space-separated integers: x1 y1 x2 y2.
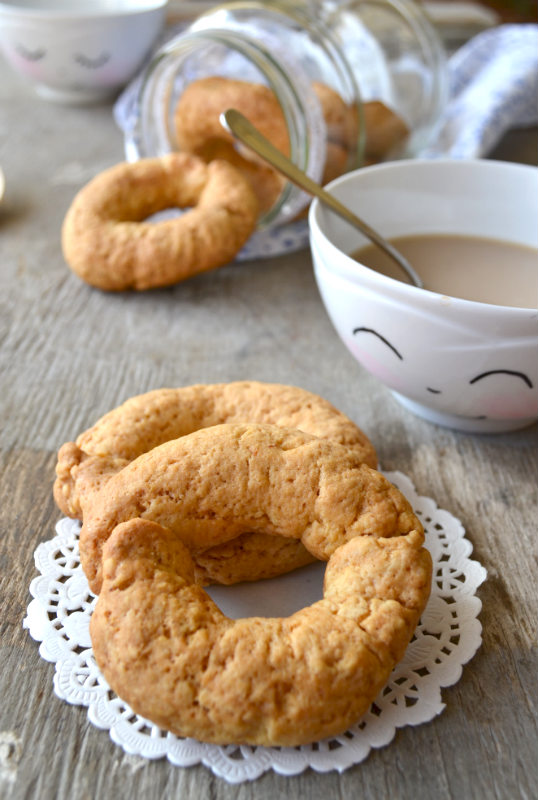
221 108 423 289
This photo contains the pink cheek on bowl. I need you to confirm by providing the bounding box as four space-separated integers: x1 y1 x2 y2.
13 54 44 79
480 391 538 419
347 340 405 391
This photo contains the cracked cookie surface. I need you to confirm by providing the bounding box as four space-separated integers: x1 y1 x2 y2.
81 423 413 595
56 382 377 586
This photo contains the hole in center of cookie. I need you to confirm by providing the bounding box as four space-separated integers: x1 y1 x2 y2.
206 561 325 619
145 208 186 223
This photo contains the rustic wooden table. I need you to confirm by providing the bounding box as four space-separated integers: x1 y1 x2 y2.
0 60 536 800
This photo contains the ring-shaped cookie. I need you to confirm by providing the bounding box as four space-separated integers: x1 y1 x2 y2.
61 153 258 291
89 423 432 746
174 76 290 159
174 76 291 215
55 382 377 586
173 77 363 215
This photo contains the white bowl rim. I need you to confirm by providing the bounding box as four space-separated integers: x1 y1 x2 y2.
309 158 538 318
0 0 168 18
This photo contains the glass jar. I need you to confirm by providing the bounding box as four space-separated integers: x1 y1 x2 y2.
131 0 447 230
314 0 448 158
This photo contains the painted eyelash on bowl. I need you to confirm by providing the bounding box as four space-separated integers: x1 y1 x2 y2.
15 43 46 61
74 52 111 69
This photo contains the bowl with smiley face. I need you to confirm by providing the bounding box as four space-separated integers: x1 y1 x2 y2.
0 0 168 104
309 159 538 433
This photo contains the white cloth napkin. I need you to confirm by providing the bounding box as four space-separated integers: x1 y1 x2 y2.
422 24 538 157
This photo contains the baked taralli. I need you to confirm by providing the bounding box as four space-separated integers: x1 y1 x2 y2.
89 424 431 745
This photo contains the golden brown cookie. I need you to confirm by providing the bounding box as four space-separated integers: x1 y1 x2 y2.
54 381 377 519
89 425 431 746
312 80 359 151
56 382 377 587
61 153 258 291
363 100 410 161
191 137 286 216
80 423 411 595
174 76 290 159
173 77 361 213
174 77 290 216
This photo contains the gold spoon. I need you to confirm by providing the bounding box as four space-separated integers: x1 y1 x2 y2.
220 108 423 289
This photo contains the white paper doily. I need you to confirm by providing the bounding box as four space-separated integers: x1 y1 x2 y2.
24 471 486 783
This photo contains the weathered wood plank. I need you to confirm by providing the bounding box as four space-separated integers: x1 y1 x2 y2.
0 57 536 800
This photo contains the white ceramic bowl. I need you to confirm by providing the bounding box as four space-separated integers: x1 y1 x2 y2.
309 159 538 433
0 0 168 104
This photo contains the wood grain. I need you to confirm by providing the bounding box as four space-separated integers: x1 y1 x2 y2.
0 60 536 800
